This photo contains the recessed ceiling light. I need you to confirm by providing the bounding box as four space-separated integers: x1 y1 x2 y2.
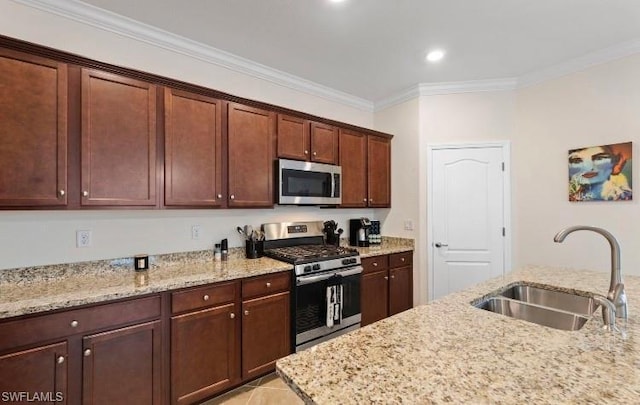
426 49 445 63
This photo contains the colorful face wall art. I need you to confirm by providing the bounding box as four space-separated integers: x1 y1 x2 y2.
568 142 632 201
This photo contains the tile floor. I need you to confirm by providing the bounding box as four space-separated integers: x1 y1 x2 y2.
201 373 303 405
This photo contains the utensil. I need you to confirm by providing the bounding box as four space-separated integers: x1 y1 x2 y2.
237 226 246 239
244 225 253 241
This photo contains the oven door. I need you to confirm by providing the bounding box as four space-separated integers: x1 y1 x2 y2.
294 266 362 349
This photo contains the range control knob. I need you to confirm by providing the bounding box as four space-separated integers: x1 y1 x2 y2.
312 264 321 271
303 265 312 273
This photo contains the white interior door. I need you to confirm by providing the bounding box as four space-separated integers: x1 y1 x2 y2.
430 145 507 300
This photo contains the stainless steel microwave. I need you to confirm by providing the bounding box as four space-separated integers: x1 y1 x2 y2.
277 159 341 205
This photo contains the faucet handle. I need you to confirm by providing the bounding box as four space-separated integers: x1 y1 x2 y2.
612 283 628 320
593 295 616 332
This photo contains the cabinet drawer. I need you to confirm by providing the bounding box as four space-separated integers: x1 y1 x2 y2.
242 272 291 299
362 255 389 274
389 251 413 268
172 281 238 315
0 295 160 352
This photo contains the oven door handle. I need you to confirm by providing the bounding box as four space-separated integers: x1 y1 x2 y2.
296 266 363 286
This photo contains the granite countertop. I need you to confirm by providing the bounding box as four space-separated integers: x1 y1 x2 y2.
276 265 640 404
0 237 414 320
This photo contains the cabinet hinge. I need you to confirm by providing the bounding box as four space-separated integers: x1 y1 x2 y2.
502 227 506 237
501 162 505 171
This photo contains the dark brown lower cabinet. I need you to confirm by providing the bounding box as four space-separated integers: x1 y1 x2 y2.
0 342 68 404
361 251 413 327
361 270 389 326
242 291 290 380
83 321 161 405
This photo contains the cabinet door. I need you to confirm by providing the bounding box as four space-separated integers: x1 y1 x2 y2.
361 270 389 327
277 114 309 161
242 291 291 380
171 303 239 405
0 49 67 207
164 88 223 207
389 266 413 316
81 69 157 206
0 342 67 404
227 103 275 207
310 122 338 164
367 135 391 207
339 129 367 207
82 321 161 405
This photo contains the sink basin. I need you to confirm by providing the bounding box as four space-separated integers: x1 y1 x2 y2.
476 296 591 331
499 285 598 317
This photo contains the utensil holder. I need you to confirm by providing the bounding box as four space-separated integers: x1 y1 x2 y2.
245 240 263 259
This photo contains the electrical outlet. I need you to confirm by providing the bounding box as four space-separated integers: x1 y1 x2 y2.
76 230 91 248
404 220 414 231
191 225 201 240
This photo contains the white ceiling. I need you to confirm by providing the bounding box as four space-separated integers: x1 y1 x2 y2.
52 0 640 104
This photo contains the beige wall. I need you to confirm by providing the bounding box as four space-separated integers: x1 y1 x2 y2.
0 1 376 270
514 55 640 275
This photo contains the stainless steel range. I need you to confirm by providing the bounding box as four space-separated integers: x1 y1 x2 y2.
262 221 362 352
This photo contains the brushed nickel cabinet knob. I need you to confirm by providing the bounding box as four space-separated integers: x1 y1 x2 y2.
58 190 65 197
313 152 317 156
57 356 65 364
230 194 235 200
203 295 209 301
82 191 89 197
217 194 222 199
83 349 91 357
266 282 271 288
401 258 405 262
384 276 389 280
230 313 235 319
373 262 378 267
70 320 79 328
244 310 249 316
363 198 367 202
304 150 309 155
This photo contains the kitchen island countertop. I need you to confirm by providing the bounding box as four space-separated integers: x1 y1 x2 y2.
276 265 640 404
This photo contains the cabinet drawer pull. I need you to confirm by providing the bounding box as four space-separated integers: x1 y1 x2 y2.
57 356 65 364
266 282 271 288
230 194 235 200
244 310 249 316
82 191 89 197
230 313 235 319
391 275 395 279
363 198 367 202
70 320 79 328
313 151 317 156
401 258 405 262
83 349 91 357
304 150 309 155
58 189 65 197
373 262 378 267
384 276 389 280
203 294 209 301
217 194 222 199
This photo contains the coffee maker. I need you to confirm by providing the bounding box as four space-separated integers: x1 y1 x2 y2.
349 217 372 247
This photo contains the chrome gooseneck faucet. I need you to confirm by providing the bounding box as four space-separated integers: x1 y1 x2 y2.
554 226 628 322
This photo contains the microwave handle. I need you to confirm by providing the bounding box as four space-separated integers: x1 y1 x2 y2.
331 174 336 198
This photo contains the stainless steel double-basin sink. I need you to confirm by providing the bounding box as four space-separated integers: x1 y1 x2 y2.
473 283 600 331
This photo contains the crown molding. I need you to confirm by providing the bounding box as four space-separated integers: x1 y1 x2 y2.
518 38 640 88
13 0 374 112
374 78 517 111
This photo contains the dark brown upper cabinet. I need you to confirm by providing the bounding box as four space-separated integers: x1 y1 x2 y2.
276 115 338 165
164 88 224 207
339 129 368 208
276 114 310 161
81 69 157 207
367 135 391 208
227 102 275 208
0 49 68 207
339 129 391 208
309 122 339 165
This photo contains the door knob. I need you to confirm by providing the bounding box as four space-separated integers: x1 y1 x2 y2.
434 243 449 248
